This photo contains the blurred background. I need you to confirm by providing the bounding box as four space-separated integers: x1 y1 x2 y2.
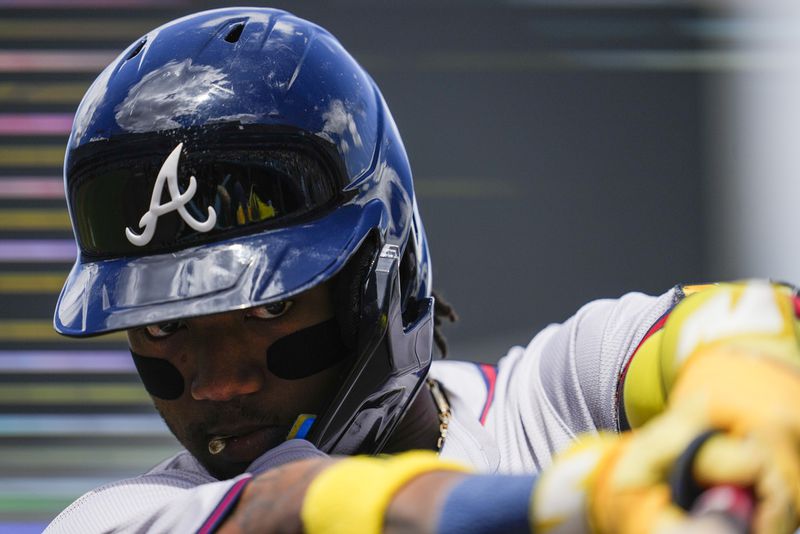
1 0 797 530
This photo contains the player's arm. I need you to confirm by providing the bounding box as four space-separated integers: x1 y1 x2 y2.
220 426 779 534
221 281 800 534
256 416 793 534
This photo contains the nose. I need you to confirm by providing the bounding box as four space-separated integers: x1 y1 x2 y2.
188 317 266 402
190 359 264 402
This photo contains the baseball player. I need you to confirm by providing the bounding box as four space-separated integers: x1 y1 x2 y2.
45 7 800 534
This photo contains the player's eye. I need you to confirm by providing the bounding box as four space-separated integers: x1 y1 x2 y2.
247 301 293 320
144 321 185 339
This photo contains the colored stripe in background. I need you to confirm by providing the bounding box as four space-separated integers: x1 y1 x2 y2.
0 321 126 342
0 272 68 293
0 51 117 73
0 20 158 40
0 114 72 135
0 478 123 509
0 523 47 534
0 414 169 437
0 4 189 532
0 178 64 199
0 445 180 472
0 209 71 230
0 146 65 167
0 240 76 262
0 0 189 6
0 384 149 404
0 82 88 104
0 350 133 372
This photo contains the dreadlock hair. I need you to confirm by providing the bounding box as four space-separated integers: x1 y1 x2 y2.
432 289 457 357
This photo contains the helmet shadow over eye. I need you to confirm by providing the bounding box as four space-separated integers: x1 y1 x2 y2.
246 301 294 320
145 321 185 339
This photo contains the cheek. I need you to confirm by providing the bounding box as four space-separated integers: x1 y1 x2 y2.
150 397 193 445
274 362 347 413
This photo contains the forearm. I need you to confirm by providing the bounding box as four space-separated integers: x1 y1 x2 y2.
385 470 468 534
305 454 537 534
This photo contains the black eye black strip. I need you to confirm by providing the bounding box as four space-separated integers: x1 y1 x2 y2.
130 318 347 398
267 318 348 379
130 351 185 400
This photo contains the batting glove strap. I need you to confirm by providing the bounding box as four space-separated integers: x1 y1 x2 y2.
436 474 535 534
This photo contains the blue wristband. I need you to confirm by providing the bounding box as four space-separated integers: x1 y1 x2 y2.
437 474 536 534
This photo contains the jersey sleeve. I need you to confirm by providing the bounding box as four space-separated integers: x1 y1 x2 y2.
486 288 682 473
43 471 251 534
42 448 252 534
44 439 327 533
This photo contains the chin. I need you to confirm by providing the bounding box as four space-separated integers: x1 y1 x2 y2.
192 430 288 480
205 458 252 480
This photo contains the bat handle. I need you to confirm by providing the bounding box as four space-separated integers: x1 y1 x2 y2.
691 485 754 534
670 430 755 533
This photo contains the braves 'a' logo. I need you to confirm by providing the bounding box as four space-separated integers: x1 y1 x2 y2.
125 143 217 246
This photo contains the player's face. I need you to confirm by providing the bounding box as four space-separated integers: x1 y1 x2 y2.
126 284 344 479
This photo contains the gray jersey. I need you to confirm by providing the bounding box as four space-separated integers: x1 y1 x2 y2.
434 288 679 474
45 289 679 533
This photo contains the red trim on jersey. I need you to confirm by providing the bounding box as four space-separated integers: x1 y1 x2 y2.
793 295 800 318
196 475 252 534
615 309 672 430
476 363 497 426
617 311 671 387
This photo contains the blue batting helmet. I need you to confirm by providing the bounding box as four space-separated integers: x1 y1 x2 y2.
54 7 434 455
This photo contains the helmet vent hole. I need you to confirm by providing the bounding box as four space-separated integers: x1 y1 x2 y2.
126 39 146 60
224 23 245 43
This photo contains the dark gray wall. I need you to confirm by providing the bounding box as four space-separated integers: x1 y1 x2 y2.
275 3 708 358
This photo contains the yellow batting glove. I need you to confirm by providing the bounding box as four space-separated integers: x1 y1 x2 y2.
636 280 800 531
534 401 796 534
623 280 800 429
659 281 800 532
536 280 800 534
533 403 710 534
660 281 800 430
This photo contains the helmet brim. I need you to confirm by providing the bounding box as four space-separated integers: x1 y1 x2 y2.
54 202 379 337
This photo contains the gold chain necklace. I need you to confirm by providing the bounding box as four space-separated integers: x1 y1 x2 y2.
426 378 451 451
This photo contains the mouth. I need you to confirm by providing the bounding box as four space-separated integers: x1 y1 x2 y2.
205 425 291 465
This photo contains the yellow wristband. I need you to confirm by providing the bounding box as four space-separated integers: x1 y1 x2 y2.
301 451 471 534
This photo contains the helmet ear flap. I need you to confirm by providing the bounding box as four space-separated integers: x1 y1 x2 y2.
332 236 380 351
